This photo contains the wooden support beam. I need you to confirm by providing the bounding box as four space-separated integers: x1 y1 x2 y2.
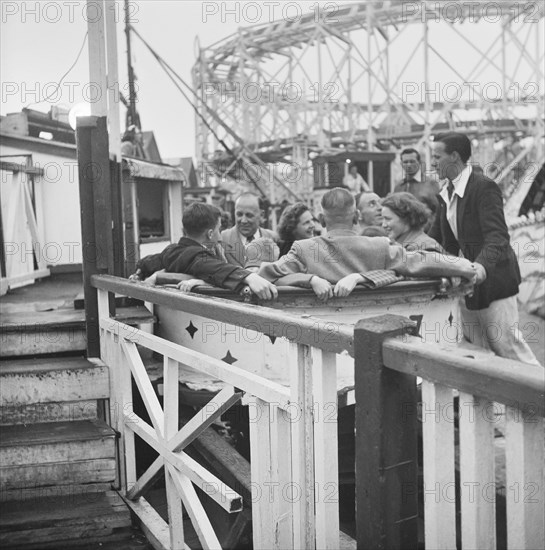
119 494 171 550
167 463 222 550
124 413 242 513
354 314 418 550
77 116 114 357
127 386 241 500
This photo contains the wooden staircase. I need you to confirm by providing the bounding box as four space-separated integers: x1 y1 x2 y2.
0 277 154 549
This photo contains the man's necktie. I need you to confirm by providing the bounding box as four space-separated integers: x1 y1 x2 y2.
247 234 255 243
447 180 455 200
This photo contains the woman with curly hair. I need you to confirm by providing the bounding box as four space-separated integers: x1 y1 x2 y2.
277 202 316 257
381 192 444 253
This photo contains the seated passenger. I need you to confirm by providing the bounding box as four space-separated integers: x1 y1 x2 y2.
277 202 316 258
381 192 444 253
356 192 383 235
221 192 278 268
129 203 278 300
258 188 478 300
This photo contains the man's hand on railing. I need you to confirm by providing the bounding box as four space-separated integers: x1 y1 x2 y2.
334 273 363 297
176 278 205 292
128 269 166 286
472 262 487 285
244 273 278 301
141 269 165 286
443 275 475 297
310 275 333 302
128 269 143 282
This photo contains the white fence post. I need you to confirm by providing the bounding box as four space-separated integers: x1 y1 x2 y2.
289 343 316 550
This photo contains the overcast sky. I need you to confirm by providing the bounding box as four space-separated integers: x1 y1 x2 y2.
2 1 543 161
1 1 248 159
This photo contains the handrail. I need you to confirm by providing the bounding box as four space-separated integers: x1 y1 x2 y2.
383 336 545 416
94 277 345 549
153 271 445 297
354 314 545 549
92 274 355 355
100 317 291 409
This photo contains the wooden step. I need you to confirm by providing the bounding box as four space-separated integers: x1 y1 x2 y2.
0 420 117 497
0 306 156 357
0 357 109 425
0 490 146 549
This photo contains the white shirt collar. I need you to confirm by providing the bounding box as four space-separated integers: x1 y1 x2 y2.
439 164 472 201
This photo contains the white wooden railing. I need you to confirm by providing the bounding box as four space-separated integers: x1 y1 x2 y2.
92 275 353 550
355 314 545 550
92 276 544 550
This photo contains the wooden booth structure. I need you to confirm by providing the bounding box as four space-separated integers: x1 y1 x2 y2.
0 108 187 295
312 150 396 198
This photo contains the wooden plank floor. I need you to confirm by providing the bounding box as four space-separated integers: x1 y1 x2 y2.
1 273 154 325
0 273 83 312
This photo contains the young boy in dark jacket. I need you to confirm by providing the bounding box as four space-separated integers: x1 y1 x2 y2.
130 202 278 301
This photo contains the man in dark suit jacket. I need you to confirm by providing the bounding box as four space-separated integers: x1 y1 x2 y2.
221 192 278 268
429 132 540 366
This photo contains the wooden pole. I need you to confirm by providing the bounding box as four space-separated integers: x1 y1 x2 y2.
86 1 125 276
366 3 374 191
354 314 419 550
87 0 108 117
423 21 431 174
77 116 115 357
124 0 139 129
105 0 122 160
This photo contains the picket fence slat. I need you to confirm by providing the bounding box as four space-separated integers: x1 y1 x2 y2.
289 342 316 550
505 407 545 550
249 397 275 550
421 381 456 550
270 403 294 549
312 348 339 550
459 393 496 550
164 357 185 550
